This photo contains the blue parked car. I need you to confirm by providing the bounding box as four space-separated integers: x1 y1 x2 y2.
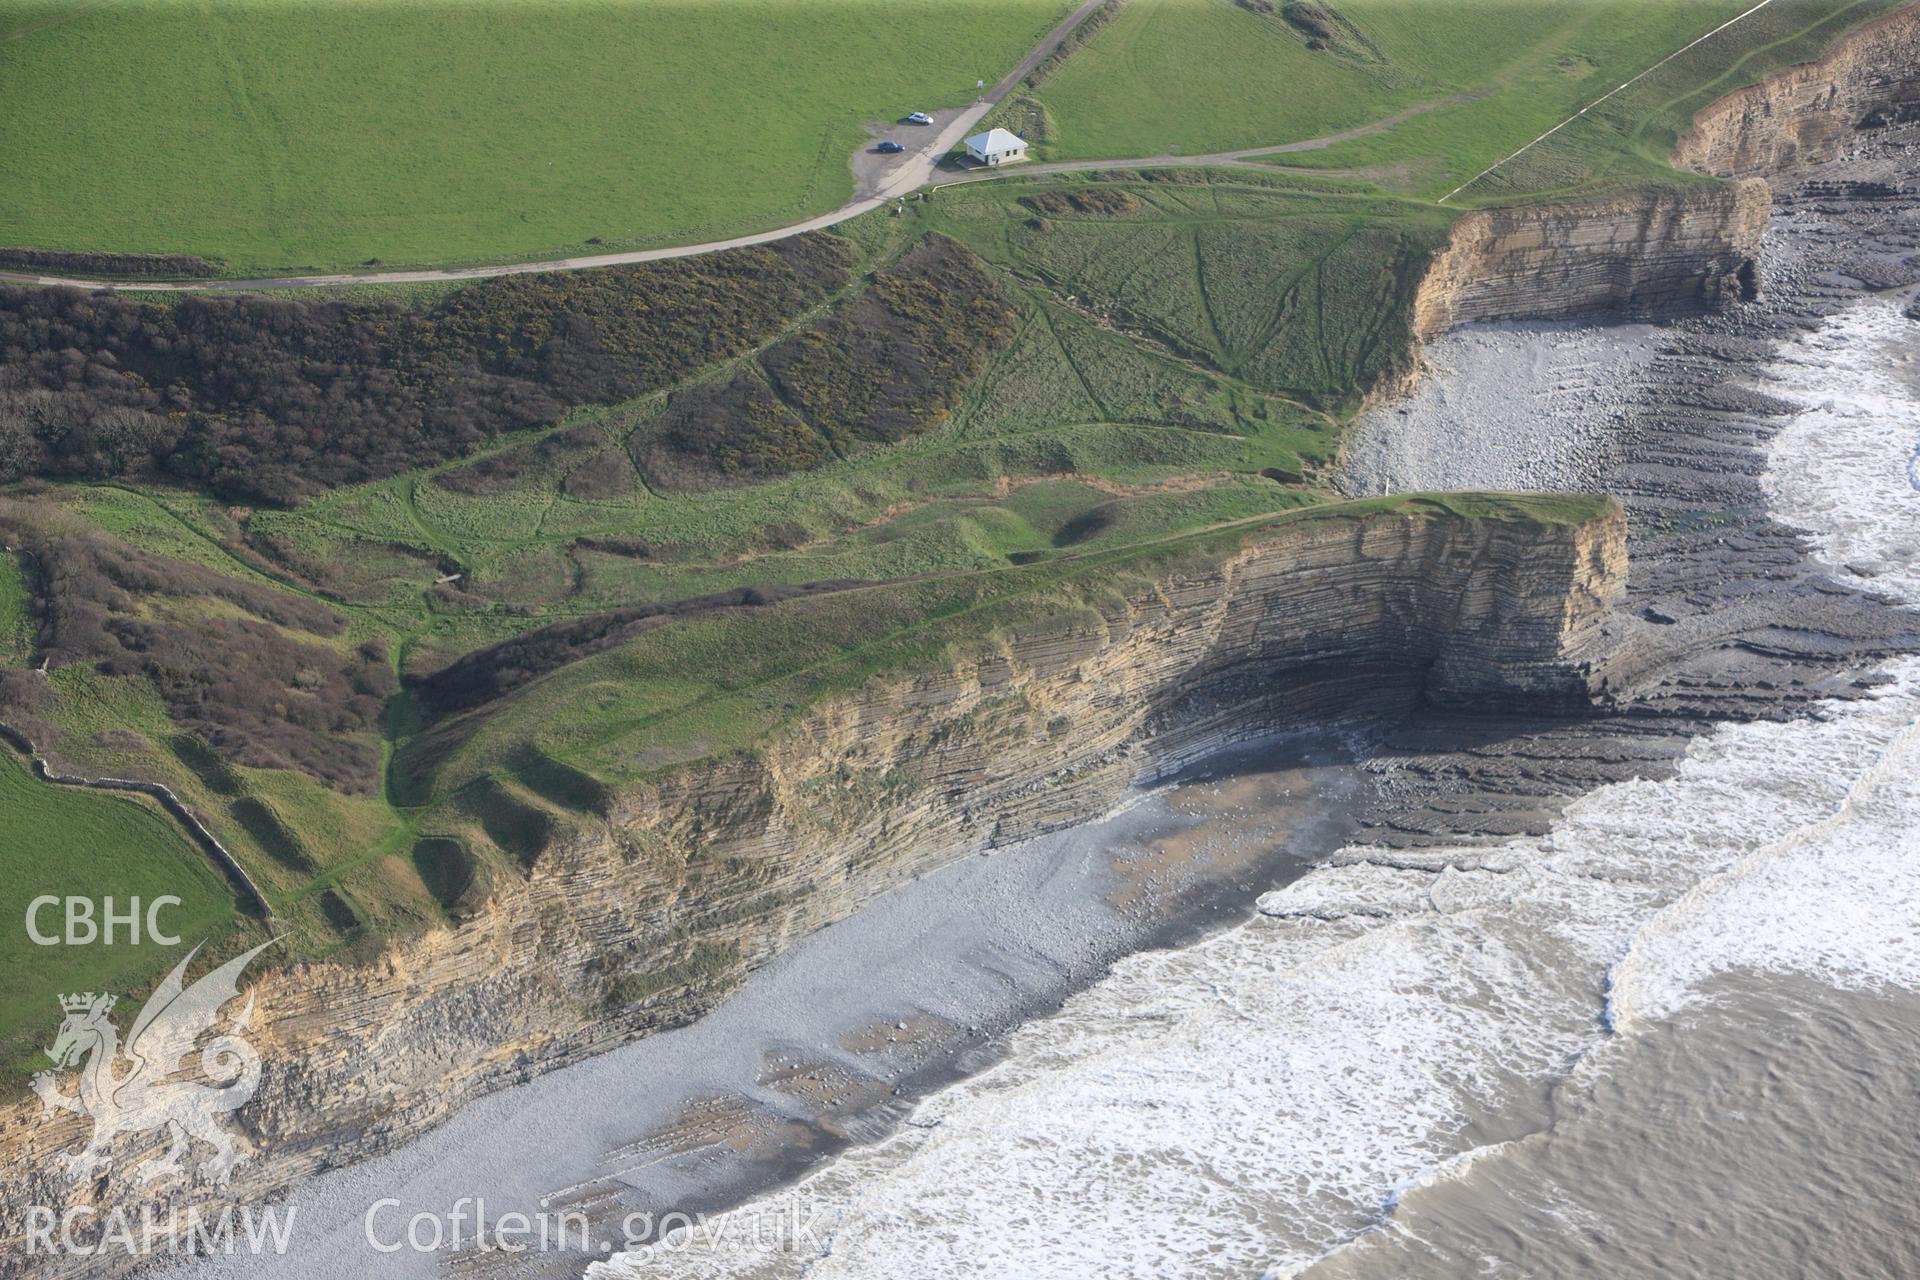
876 140 905 154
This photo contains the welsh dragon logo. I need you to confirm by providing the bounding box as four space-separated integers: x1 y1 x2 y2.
32 940 275 1186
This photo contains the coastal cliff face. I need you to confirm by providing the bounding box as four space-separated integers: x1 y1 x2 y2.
1408 2 1920 346
10 0 1900 1243
26 3 1899 1250
1672 3 1920 184
1410 180 1771 340
0 503 1623 1264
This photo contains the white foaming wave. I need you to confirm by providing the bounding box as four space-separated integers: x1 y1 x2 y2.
594 863 1614 1280
1758 297 1920 601
588 295 1920 1280
606 723 1910 1280
1606 293 1920 1024
1602 661 1920 1026
599 793 1769 1280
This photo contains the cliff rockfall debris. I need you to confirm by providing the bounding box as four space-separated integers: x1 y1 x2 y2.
9 6 1920 1268
1674 3 1920 183
1411 180 1770 339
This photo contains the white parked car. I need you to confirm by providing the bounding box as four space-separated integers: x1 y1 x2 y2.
906 111 934 125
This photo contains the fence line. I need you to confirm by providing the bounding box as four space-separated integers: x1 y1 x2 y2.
1440 0 1778 203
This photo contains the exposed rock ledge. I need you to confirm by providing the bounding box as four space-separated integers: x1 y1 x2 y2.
0 502 1623 1267
18 0 1918 1251
1673 2 1920 184
1410 179 1770 341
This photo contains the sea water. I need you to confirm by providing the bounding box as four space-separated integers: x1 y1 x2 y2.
591 293 1920 1280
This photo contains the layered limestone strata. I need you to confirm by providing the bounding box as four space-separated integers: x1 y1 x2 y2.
1410 180 1771 340
0 503 1624 1264
31 2 1920 1247
1673 2 1920 184
1411 0 1920 344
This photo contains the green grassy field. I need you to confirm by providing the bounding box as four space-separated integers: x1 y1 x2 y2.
0 0 1068 273
0 745 247 1080
1 0 1897 272
997 0 1573 159
1253 0 1912 201
1002 0 1718 161
0 0 1902 1065
1005 0 1906 201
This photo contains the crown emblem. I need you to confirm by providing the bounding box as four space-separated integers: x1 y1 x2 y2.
59 992 113 1015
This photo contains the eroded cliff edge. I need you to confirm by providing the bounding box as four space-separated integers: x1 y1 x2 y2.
1410 0 1920 342
1409 179 1770 341
1674 2 1920 183
18 1 1920 1255
0 500 1624 1260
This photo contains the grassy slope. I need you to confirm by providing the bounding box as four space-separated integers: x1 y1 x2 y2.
0 745 249 1079
245 178 1369 624
0 0 1067 273
408 491 1613 805
925 176 1454 411
1024 0 1906 200
0 1 1899 1059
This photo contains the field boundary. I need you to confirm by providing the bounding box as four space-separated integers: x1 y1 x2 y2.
0 718 274 917
0 0 1113 295
1438 0 1779 202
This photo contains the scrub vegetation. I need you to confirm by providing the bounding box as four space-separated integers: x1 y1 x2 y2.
0 0 1891 1064
0 236 850 503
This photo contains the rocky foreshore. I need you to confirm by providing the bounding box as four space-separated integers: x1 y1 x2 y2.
362 23 1920 1276
1 499 1623 1279
7 9 1920 1275
200 106 1920 1280
1338 118 1920 852
427 127 1920 1268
